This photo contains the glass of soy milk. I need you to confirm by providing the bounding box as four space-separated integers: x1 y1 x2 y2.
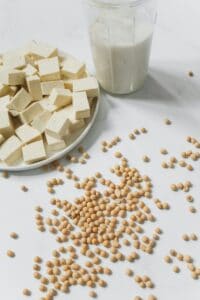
85 0 157 94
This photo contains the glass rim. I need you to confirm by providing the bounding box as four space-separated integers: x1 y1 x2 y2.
85 0 150 8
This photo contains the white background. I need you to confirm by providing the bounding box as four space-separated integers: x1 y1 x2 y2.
0 0 200 299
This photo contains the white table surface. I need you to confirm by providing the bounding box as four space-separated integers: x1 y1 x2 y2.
0 0 200 299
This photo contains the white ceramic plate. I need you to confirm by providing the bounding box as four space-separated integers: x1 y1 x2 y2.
0 98 99 172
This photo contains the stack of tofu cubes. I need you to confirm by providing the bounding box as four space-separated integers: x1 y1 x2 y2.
0 41 99 165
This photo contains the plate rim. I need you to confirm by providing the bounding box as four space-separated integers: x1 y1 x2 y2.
0 98 100 172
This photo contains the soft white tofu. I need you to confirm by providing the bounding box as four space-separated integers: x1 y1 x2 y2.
61 105 85 132
9 109 20 117
26 75 42 101
25 40 58 59
31 110 52 133
0 67 11 85
39 98 58 113
72 91 90 119
0 135 22 165
41 80 64 96
73 77 99 98
9 85 18 96
22 140 46 164
8 70 25 85
0 84 10 97
23 64 37 76
49 88 72 108
3 50 26 69
45 109 70 139
0 110 14 138
0 95 10 111
37 57 60 81
64 79 73 91
20 102 44 124
0 134 5 145
15 124 41 144
62 56 85 79
7 88 32 112
45 132 66 152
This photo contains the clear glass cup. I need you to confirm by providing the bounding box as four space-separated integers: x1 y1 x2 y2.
84 0 157 95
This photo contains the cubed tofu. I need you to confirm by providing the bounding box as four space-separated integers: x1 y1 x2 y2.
15 124 41 145
23 64 37 76
0 110 14 138
49 88 72 108
41 80 64 95
9 85 18 96
45 109 70 139
62 57 85 79
45 132 66 152
7 88 32 112
73 77 99 98
26 75 42 101
9 109 20 117
72 91 90 119
0 67 11 85
22 140 46 164
3 50 26 69
31 110 52 133
20 102 44 124
25 40 58 59
37 57 60 81
61 105 85 132
0 134 5 145
0 135 22 165
39 98 58 113
64 79 73 91
0 95 10 111
8 70 25 85
0 83 10 97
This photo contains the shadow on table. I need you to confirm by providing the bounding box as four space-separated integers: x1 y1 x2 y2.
129 67 200 105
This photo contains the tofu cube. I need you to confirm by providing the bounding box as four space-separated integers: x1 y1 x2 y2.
0 134 5 145
7 88 32 112
61 105 85 132
0 110 14 138
49 88 72 108
45 109 70 139
0 135 22 165
0 95 10 111
20 102 44 124
9 109 20 117
39 98 58 113
31 110 52 133
45 132 66 152
41 80 64 96
9 85 18 96
0 67 11 85
64 79 73 91
73 92 90 119
15 124 41 145
23 64 37 76
38 57 60 81
22 140 46 164
25 40 58 59
0 83 10 97
3 51 26 69
62 57 85 79
8 70 25 85
26 75 42 101
73 77 99 98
